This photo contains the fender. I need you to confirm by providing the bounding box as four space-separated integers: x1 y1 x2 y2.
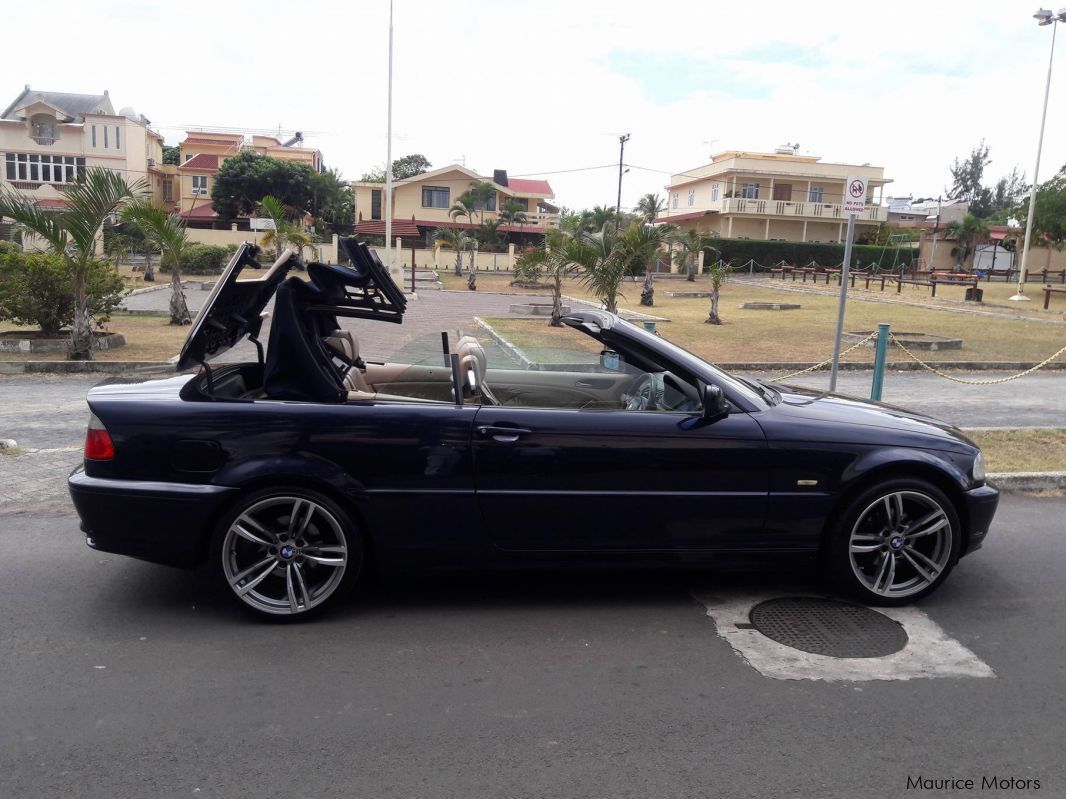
841 446 973 493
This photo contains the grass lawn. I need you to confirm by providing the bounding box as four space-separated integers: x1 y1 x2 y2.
0 313 188 361
967 429 1066 473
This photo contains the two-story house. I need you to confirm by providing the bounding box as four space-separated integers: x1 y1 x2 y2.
353 164 558 245
0 85 174 237
655 145 890 243
177 131 324 228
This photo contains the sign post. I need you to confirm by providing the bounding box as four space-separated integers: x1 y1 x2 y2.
829 175 868 392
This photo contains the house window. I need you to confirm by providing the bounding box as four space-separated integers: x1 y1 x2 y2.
4 153 85 183
809 186 824 203
504 197 528 211
103 127 108 148
162 180 174 202
711 183 720 202
115 126 120 149
91 125 97 147
472 190 496 212
31 115 58 145
740 182 760 199
672 192 679 209
772 184 792 201
371 189 382 220
687 189 696 207
191 175 208 195
184 152 196 162
421 186 450 208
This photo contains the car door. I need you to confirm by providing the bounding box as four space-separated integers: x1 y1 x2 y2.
471 404 769 551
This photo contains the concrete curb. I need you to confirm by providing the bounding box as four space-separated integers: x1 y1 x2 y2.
0 361 173 375
473 317 534 367
124 280 196 298
988 472 1066 492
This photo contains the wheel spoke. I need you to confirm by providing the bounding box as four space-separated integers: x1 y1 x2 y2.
233 517 275 547
292 562 311 608
872 552 894 593
303 552 345 567
906 510 948 540
289 500 315 537
850 539 883 554
902 547 941 583
230 555 276 586
285 564 300 612
235 559 278 596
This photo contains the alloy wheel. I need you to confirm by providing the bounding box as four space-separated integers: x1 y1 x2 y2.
848 490 954 600
222 495 348 616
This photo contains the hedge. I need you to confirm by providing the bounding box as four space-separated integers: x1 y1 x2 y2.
701 237 919 272
159 244 239 275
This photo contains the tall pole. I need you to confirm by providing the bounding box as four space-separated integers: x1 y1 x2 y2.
384 0 395 277
927 196 941 274
1012 18 1058 301
615 133 630 232
829 213 857 392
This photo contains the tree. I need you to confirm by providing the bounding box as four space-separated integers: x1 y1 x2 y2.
946 142 1028 219
211 152 316 220
1029 172 1066 274
614 223 675 307
947 141 991 208
945 213 989 269
359 153 431 182
578 223 627 314
514 228 587 326
449 195 477 228
121 200 194 325
585 205 618 231
477 218 505 251
0 167 145 359
498 200 528 238
310 168 354 233
161 145 180 166
465 181 497 225
671 228 711 282
434 227 473 277
634 193 665 223
704 259 734 325
256 196 312 261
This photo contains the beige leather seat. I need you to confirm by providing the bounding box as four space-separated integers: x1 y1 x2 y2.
323 329 370 391
454 335 498 405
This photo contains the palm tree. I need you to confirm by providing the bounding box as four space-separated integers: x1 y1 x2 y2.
449 195 477 228
121 200 194 325
586 205 617 231
634 193 665 223
514 228 589 326
498 200 528 242
946 213 989 270
0 167 145 359
578 223 628 314
257 196 311 260
671 228 712 282
434 226 473 277
705 259 734 325
466 181 497 224
616 223 675 306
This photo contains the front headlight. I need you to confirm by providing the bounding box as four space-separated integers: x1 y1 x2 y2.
972 451 986 483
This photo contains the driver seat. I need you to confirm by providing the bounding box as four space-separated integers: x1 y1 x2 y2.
454 335 498 405
323 329 370 392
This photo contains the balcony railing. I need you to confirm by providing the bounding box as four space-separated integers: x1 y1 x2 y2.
509 211 559 228
714 197 887 222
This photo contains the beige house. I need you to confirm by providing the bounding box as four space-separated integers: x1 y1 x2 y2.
0 85 174 236
177 131 324 227
655 145 890 243
353 164 558 243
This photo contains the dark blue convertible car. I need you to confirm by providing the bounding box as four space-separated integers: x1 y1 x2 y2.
69 240 998 619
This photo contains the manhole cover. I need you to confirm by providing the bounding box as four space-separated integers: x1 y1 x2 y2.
749 597 908 658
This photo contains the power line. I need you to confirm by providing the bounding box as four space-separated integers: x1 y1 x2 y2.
510 164 616 177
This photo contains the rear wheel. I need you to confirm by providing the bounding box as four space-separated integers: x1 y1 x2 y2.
827 478 961 606
215 487 361 619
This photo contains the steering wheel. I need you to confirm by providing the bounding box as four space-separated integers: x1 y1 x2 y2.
623 372 665 411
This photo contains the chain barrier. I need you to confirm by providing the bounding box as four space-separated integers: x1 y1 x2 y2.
766 332 878 383
887 334 1066 385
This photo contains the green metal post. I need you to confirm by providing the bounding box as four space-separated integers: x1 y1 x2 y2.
870 322 890 401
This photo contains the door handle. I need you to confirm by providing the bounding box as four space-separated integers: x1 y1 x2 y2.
476 425 532 442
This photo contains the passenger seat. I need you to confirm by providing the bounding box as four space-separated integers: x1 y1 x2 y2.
323 330 371 391
454 335 498 405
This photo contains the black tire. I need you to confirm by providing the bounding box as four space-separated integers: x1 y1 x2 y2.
211 486 363 621
825 477 961 606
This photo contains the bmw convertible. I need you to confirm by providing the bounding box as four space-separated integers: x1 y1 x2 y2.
68 240 998 619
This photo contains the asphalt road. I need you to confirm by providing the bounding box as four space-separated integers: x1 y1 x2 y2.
0 495 1062 798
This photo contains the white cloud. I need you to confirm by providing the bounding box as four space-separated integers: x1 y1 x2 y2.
6 0 1063 209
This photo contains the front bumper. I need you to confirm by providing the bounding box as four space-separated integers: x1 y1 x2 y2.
68 467 238 569
961 482 999 556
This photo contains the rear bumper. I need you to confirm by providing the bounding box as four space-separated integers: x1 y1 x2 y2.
961 482 999 556
68 467 238 569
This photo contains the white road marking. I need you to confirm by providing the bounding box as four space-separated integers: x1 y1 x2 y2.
694 591 995 682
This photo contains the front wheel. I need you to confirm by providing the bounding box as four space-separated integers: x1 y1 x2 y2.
827 479 961 606
214 487 361 619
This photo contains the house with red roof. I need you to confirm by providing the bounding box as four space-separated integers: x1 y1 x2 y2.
353 164 558 245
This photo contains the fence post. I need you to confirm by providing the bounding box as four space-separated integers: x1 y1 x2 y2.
870 323 890 401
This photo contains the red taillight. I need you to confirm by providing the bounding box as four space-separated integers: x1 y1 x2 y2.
84 413 115 461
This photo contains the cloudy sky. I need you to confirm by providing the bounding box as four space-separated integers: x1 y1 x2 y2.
6 0 1065 209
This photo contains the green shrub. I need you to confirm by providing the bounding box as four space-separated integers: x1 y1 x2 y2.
0 240 21 254
159 244 231 275
0 252 125 336
701 237 919 272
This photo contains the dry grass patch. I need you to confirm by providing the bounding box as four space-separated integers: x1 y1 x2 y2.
965 429 1066 473
0 313 187 361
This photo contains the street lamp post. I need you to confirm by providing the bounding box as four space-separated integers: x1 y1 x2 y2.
1011 8 1066 301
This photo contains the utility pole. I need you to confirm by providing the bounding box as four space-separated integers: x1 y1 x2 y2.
928 196 942 275
615 133 630 232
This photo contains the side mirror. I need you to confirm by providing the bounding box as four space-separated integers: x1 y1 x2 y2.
702 384 729 421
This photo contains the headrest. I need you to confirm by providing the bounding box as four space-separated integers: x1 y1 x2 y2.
324 329 358 362
455 335 487 376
